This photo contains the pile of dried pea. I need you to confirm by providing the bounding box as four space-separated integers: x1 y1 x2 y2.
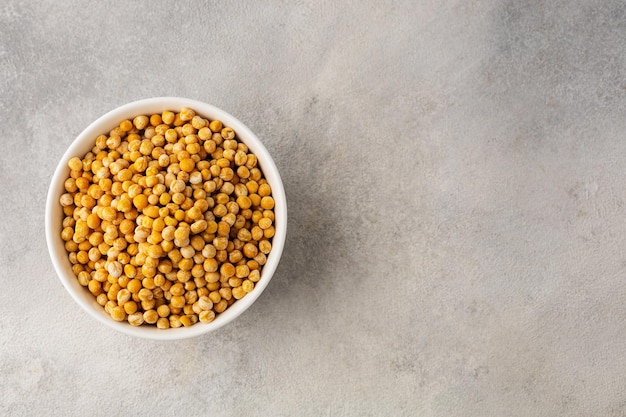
59 108 275 328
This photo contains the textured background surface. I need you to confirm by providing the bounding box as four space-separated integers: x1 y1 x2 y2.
2 1 626 415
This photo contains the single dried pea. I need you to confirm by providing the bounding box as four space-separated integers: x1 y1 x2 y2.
111 306 126 322
157 317 170 329
208 119 222 132
258 183 271 197
242 279 254 293
231 286 246 300
214 299 228 313
162 111 175 125
258 217 272 230
179 158 194 173
180 108 195 121
260 196 275 210
143 309 159 324
120 120 133 132
221 127 235 140
259 240 272 254
157 304 171 318
133 115 149 130
123 301 138 315
199 310 215 323
150 114 162 126
68 157 83 171
128 312 144 326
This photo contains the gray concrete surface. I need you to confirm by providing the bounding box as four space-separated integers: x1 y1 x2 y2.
2 1 626 415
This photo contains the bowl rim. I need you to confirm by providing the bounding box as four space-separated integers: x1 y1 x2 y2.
45 97 287 340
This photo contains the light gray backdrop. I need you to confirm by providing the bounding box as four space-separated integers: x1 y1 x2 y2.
2 1 626 416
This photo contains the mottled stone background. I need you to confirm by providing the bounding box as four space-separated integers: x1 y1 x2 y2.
2 1 626 416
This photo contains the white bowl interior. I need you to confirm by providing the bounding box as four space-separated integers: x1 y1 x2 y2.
45 97 287 340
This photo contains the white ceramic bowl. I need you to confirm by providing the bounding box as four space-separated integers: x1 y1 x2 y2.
45 97 287 340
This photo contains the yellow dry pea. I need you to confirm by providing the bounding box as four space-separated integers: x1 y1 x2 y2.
217 288 233 305
68 157 83 171
104 300 116 314
77 271 91 287
220 263 235 277
185 290 198 305
160 193 172 206
190 115 206 129
61 227 74 241
157 317 170 329
246 260 260 271
179 158 195 173
221 127 235 140
169 282 184 296
236 195 252 210
186 206 202 220
249 168 262 181
249 193 261 207
228 250 243 264
150 114 162 126
181 124 196 137
248 269 261 283
180 108 195 121
96 293 108 306
133 194 148 210
264 226 275 238
234 151 247 166
170 295 185 309
141 298 156 311
213 236 228 251
214 299 228 313
123 301 138 315
258 217 272 230
231 286 246 300
111 306 126 322
180 245 195 259
127 279 142 294
259 240 272 254
197 295 213 311
262 210 275 222
235 165 250 179
213 204 227 218
190 219 207 234
156 304 170 318
178 259 193 273
207 291 220 304
258 183 271 197
59 193 74 207
128 312 144 326
235 264 250 278
117 288 131 305
208 119 222 132
161 111 175 125
245 155 258 170
145 175 159 188
119 119 133 132
174 226 190 241
133 115 149 130
199 310 215 323
251 226 264 241
260 196 275 210
88 279 102 295
242 279 254 293
178 315 192 327
143 309 159 324
64 178 78 193
216 221 230 237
